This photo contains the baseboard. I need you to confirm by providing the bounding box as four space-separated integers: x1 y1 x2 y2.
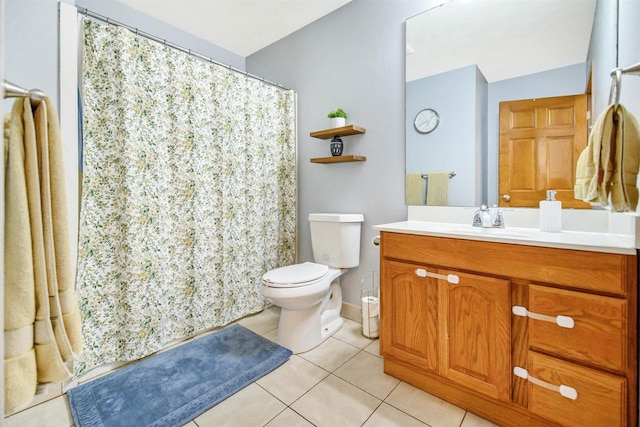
341 302 362 323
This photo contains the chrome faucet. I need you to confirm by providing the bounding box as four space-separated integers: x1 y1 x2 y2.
473 205 506 228
472 205 489 227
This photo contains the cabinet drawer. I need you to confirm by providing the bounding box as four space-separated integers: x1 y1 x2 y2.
523 352 626 427
381 232 632 295
528 285 626 371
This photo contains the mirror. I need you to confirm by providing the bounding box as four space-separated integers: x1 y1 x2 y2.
405 0 601 207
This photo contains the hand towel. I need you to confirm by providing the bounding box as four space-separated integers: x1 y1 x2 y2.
406 173 424 205
574 105 612 205
426 172 449 206
609 105 640 212
575 104 640 211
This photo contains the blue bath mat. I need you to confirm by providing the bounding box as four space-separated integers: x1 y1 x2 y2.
67 324 292 427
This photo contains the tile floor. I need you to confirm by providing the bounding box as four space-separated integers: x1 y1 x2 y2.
4 307 499 427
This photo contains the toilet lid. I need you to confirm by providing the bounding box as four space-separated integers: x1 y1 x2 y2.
263 262 328 286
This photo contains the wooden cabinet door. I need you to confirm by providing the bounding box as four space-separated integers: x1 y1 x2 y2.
499 94 590 208
438 269 511 402
380 260 438 373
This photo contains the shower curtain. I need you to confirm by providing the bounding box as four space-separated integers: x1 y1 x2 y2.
76 20 296 375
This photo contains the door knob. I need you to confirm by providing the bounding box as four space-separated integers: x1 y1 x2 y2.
502 194 511 202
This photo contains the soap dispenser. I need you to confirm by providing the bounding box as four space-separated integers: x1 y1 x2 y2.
539 190 561 232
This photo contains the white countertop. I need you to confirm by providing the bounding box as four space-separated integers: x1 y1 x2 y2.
373 219 638 255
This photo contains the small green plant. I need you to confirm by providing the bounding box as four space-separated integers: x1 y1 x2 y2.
327 108 348 119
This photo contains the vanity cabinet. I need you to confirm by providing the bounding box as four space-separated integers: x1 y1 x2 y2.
379 231 637 427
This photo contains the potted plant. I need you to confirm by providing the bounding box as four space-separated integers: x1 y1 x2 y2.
327 108 348 128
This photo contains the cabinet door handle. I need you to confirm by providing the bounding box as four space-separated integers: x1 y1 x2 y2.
512 305 575 329
414 268 460 284
513 366 578 400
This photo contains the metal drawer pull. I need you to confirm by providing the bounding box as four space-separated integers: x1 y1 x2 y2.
414 268 459 284
513 366 578 400
512 305 575 329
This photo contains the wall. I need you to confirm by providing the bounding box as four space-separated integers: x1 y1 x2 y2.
587 0 618 118
476 66 488 205
4 0 59 110
247 0 434 305
406 65 481 207
584 0 640 120
618 0 640 119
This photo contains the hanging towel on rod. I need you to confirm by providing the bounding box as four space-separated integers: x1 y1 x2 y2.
574 104 640 211
4 97 83 414
426 172 449 206
406 173 424 205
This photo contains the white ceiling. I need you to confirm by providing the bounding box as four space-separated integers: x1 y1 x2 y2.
116 0 352 57
406 0 597 83
114 0 596 82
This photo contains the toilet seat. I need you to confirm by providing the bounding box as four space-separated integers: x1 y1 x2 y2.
263 262 329 288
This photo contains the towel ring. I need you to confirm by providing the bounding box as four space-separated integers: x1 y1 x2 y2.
609 68 622 108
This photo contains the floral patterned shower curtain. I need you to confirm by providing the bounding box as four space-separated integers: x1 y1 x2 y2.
76 20 296 375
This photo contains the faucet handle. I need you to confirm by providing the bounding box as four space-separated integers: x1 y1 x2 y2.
472 207 483 227
493 210 505 228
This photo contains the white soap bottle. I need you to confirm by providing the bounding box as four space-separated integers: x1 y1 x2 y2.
539 190 561 232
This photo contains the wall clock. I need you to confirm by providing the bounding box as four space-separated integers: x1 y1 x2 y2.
414 108 440 134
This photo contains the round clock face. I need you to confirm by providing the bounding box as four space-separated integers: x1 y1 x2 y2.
414 108 439 134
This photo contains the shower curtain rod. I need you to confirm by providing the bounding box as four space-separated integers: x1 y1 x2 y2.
77 7 293 92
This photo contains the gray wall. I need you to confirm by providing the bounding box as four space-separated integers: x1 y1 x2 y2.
619 0 640 119
585 0 640 120
4 0 59 110
247 0 432 305
476 66 488 206
406 65 481 207
587 0 618 118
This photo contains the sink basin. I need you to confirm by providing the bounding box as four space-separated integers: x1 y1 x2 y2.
426 223 534 239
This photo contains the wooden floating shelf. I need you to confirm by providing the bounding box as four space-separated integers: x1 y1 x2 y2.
309 125 366 139
310 155 367 164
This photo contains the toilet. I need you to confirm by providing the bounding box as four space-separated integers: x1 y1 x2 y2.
260 213 364 353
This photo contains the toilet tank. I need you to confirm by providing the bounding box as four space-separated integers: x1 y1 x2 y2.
309 213 364 268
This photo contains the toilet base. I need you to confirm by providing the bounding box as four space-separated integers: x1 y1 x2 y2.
276 281 343 353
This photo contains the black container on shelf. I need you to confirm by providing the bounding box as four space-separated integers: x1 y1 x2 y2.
330 136 343 156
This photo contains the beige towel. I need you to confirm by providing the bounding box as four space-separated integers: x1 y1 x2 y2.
426 172 449 206
4 100 38 414
575 104 640 211
406 173 424 205
4 97 83 414
574 106 610 204
609 105 640 212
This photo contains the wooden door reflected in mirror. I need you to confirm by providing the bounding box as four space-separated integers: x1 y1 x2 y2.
499 94 590 208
